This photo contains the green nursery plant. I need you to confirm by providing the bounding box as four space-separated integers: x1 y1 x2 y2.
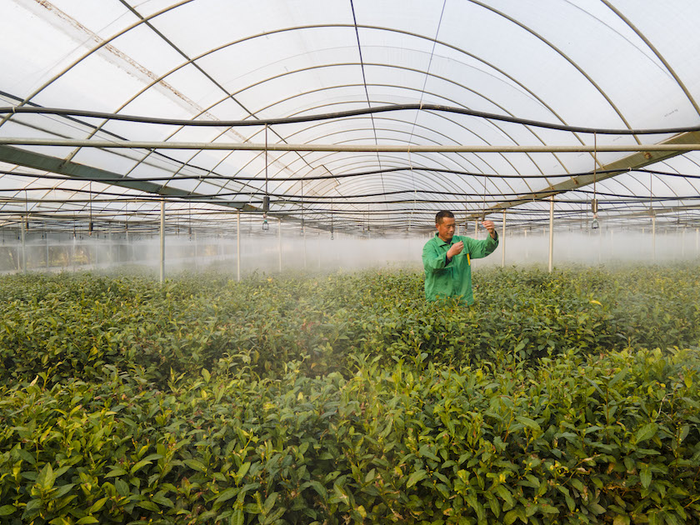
1 264 699 524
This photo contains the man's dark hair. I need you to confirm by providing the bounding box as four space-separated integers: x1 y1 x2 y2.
435 211 454 225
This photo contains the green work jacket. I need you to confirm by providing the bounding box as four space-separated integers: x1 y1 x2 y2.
422 233 499 305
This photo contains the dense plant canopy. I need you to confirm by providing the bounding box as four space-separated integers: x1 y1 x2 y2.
1 265 699 524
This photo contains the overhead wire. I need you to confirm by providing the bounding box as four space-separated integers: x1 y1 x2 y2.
3 100 700 231
3 103 700 135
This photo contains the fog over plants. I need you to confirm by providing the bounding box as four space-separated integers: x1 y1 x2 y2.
2 225 697 276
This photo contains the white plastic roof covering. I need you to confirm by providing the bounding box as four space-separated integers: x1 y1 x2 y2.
1 0 700 234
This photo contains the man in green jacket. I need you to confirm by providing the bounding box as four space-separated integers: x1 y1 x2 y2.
422 211 499 305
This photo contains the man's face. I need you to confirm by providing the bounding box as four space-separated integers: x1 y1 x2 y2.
436 217 456 242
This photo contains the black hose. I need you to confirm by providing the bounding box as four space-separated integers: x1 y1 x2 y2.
3 104 700 135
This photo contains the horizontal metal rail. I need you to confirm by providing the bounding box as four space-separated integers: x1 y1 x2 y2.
1 138 700 153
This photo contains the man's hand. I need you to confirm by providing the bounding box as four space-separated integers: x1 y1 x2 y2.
447 241 464 259
482 220 497 239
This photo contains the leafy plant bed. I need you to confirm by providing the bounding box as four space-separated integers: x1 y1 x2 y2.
0 264 699 523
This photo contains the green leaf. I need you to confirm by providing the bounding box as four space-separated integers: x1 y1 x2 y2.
236 462 251 482
504 509 524 525
230 509 245 525
115 478 129 497
88 497 109 513
303 480 328 500
22 498 43 521
565 494 575 513
152 493 174 508
76 518 100 525
53 483 74 499
648 512 663 525
609 367 628 387
640 464 652 489
570 478 585 492
37 463 56 491
0 505 16 516
635 423 658 444
137 501 160 512
263 493 278 515
184 459 207 472
515 416 541 433
215 488 239 506
406 469 427 488
263 508 285 525
495 485 515 508
19 450 36 464
613 515 631 525
130 459 152 475
105 467 128 478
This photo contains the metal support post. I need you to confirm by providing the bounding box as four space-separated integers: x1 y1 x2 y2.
277 218 282 272
21 219 27 273
548 196 554 273
524 229 528 261
303 227 307 269
652 216 656 261
682 228 685 258
160 199 165 284
195 231 199 270
501 209 506 268
71 235 76 271
236 210 241 281
610 229 614 261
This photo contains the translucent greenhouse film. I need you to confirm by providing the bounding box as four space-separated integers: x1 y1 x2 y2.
1 0 699 273
4 3 700 524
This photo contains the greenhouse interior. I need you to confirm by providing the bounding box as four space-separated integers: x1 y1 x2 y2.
2 1 700 524
1 0 699 276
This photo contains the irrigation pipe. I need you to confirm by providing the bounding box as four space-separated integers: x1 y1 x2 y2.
2 138 700 153
3 104 700 135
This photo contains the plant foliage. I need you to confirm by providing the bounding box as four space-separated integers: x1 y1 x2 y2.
1 264 699 524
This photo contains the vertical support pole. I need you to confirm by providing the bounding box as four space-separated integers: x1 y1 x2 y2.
160 199 165 284
109 225 113 267
277 218 282 273
194 231 198 270
652 216 656 262
474 219 478 238
303 226 307 269
696 228 699 257
125 222 130 265
236 210 241 281
317 235 321 269
524 229 528 261
610 229 614 261
501 209 506 268
71 234 76 271
681 228 685 258
21 219 27 273
46 231 50 269
548 196 554 273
